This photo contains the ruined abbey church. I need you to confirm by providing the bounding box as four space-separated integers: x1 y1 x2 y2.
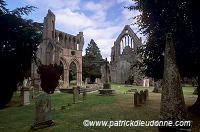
32 10 150 87
103 25 144 85
31 10 84 87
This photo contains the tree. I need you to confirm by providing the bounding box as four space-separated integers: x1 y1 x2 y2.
129 0 200 111
82 39 104 83
0 0 42 109
37 64 63 94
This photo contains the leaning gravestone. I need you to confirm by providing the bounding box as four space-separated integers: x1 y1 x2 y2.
73 88 79 104
31 92 54 130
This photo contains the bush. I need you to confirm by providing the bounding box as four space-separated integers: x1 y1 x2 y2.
37 64 63 94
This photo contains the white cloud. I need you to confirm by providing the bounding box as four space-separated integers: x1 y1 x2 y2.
26 0 80 11
83 26 122 40
25 0 144 57
83 26 124 59
54 9 93 32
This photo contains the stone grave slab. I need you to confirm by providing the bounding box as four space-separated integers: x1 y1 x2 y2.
31 92 54 130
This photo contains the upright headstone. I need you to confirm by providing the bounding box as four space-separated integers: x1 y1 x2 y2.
134 92 140 107
140 90 145 104
143 78 150 87
144 89 149 101
73 88 79 104
153 79 162 93
159 33 187 131
85 78 90 84
83 89 87 101
139 91 142 104
31 92 54 129
143 90 147 101
21 87 30 105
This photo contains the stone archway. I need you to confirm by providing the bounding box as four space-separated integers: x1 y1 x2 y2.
60 57 82 87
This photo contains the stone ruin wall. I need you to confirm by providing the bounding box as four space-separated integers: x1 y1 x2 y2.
107 25 146 85
31 10 84 87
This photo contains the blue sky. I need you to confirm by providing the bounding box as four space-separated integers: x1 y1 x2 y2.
5 0 144 60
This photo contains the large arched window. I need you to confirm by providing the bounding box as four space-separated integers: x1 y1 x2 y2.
120 35 134 54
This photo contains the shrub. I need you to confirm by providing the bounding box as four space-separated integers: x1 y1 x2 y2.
37 64 63 94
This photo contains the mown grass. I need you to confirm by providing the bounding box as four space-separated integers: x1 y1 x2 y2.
0 84 198 132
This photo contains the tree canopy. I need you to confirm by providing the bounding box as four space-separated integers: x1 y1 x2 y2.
129 0 200 110
82 39 104 83
0 0 42 109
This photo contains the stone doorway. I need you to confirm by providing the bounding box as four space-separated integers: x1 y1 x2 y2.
69 62 77 86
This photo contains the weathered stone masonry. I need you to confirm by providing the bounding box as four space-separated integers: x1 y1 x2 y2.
31 10 84 87
109 25 143 85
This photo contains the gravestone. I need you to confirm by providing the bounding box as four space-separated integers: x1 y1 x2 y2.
21 87 30 105
83 89 87 101
134 92 140 107
98 58 116 95
153 79 162 93
139 91 143 104
95 78 101 84
140 90 145 104
144 89 149 101
73 88 79 104
31 92 54 130
85 78 90 84
143 90 147 101
143 78 149 87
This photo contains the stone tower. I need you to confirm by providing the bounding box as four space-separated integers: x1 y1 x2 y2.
31 10 84 87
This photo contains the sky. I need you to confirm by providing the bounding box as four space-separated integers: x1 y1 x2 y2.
5 0 145 61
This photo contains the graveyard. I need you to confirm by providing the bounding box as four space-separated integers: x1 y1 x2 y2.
0 84 199 131
1 1 200 132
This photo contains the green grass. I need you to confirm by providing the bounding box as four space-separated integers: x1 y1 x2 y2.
0 84 198 132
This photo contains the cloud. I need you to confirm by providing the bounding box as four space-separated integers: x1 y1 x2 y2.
26 0 80 11
83 26 122 40
82 26 124 59
54 8 93 32
25 0 144 57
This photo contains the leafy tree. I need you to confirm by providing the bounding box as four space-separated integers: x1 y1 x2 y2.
129 1 200 111
0 0 42 109
69 62 76 83
82 39 104 83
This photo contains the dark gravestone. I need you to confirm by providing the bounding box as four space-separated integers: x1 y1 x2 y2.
73 88 79 104
143 90 147 101
145 89 149 101
140 90 145 104
139 91 142 104
134 92 140 107
31 92 54 130
83 89 87 101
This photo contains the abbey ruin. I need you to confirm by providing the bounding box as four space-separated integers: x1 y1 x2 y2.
102 25 145 85
31 10 84 87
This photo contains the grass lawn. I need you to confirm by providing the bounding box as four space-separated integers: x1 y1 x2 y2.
0 84 199 132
